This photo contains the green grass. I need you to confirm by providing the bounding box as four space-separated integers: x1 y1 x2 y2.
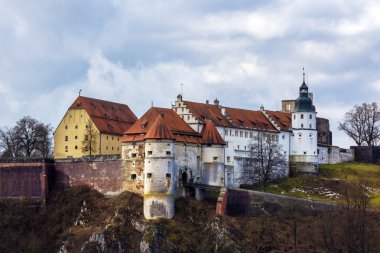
248 163 380 207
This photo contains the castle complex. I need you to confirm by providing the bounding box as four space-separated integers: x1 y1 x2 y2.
52 73 354 220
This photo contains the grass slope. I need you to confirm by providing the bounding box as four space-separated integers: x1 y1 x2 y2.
250 163 380 207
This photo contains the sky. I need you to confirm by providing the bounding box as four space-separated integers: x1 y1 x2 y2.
0 0 379 148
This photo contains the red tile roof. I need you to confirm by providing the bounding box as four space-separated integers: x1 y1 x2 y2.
122 107 202 143
223 107 278 131
183 100 278 132
201 121 226 145
184 101 232 127
264 110 292 131
144 115 175 140
69 96 137 136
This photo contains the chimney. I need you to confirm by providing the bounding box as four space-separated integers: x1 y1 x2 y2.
206 100 209 104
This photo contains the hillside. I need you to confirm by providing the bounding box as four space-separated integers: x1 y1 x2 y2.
1 184 380 252
249 163 380 207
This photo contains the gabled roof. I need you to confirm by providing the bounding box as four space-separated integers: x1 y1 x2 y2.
200 121 226 145
122 107 202 143
144 115 175 140
264 110 292 131
182 100 277 132
183 101 232 127
125 107 197 135
224 107 278 132
69 96 137 135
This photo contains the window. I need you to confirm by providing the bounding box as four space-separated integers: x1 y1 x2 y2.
65 136 68 141
225 129 228 136
166 151 171 156
213 157 218 162
147 151 153 155
240 131 243 137
147 173 152 178
65 146 68 152
237 145 240 149
112 147 114 150
304 151 307 154
75 145 78 150
294 115 296 120
131 153 137 158
106 136 109 140
309 124 312 128
112 137 114 140
309 114 312 119
106 146 108 150
75 136 78 140
317 149 320 154
301 114 304 119
245 132 248 138
182 108 184 112
298 133 302 138
227 156 231 162
301 124 304 128
131 174 137 180
75 125 78 129
286 104 291 111
235 130 238 136
187 116 190 120
166 173 171 178
65 125 68 130
230 130 232 136
85 135 88 141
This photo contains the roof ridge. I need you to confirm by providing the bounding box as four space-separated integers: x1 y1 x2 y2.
144 114 175 140
200 121 225 145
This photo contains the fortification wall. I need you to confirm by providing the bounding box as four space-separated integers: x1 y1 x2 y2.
223 189 342 218
0 159 54 202
317 146 354 164
55 157 124 196
352 146 380 164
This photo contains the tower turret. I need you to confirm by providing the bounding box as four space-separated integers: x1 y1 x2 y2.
289 69 318 175
200 121 226 187
143 115 176 219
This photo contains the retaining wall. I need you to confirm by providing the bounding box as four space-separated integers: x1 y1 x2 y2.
222 188 343 218
55 157 125 196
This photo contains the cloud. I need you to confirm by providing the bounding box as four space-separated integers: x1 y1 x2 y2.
0 0 378 149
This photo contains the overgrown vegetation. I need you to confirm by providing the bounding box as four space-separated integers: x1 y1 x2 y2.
245 162 380 207
1 183 380 252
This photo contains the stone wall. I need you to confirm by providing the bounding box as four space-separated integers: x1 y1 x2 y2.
55 157 124 196
0 159 54 202
317 145 354 164
223 188 342 218
352 146 380 164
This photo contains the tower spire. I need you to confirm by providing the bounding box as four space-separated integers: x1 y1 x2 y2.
303 67 305 83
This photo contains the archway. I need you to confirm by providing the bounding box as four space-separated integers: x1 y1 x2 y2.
182 172 188 183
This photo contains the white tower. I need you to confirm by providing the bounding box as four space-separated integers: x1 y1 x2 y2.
290 70 318 175
143 115 176 219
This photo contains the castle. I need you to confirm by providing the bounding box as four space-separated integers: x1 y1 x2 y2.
51 72 354 220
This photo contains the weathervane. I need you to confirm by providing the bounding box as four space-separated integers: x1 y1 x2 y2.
79 89 82 96
303 67 305 83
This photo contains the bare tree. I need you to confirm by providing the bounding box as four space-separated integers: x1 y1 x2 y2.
239 131 287 191
0 116 52 158
82 120 98 156
14 116 53 157
339 102 380 146
0 127 20 158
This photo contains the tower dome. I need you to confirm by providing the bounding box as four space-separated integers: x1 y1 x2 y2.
295 70 315 112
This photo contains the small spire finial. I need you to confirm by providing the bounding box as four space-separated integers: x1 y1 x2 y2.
180 83 184 96
303 67 305 83
151 100 154 108
79 89 82 96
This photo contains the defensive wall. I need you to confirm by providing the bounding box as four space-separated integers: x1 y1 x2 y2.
352 146 380 165
216 188 343 218
318 145 354 165
55 155 125 196
0 158 55 203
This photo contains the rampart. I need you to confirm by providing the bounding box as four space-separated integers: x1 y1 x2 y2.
0 158 55 203
217 188 343 218
55 156 125 196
